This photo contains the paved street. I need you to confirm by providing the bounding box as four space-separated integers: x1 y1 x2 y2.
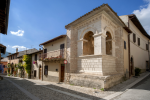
0 76 108 100
113 75 150 100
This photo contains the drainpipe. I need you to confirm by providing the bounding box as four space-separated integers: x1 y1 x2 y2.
128 19 132 77
0 50 1 66
148 40 150 71
39 45 43 81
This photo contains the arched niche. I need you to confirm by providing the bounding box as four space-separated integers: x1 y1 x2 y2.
106 31 112 55
83 31 94 55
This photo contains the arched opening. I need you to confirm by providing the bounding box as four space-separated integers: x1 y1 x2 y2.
106 31 112 55
83 31 94 55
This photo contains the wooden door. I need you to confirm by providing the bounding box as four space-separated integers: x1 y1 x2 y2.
60 64 65 82
39 68 42 79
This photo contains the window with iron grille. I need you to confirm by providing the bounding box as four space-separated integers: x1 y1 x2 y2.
34 70 36 77
124 41 126 49
133 33 136 43
138 38 140 46
44 66 48 75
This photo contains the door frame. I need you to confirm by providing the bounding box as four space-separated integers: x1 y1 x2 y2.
39 65 42 80
59 64 65 82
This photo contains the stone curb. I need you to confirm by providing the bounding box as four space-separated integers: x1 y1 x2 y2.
103 72 150 100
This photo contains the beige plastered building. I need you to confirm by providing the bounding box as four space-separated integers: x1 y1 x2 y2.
39 35 67 83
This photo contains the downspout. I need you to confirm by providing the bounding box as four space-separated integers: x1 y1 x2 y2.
39 45 44 81
128 19 131 77
148 40 150 71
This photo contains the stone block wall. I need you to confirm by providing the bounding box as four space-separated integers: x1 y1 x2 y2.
102 55 117 75
77 55 102 74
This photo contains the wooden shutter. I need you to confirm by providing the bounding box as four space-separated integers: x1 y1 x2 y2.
138 38 140 46
133 33 136 43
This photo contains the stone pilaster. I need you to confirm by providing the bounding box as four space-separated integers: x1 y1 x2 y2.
93 33 107 55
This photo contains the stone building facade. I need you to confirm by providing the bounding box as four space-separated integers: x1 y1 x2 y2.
65 4 134 89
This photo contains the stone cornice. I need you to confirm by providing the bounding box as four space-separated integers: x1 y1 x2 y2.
78 38 88 42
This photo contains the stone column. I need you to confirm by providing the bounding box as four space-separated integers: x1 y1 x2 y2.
93 33 107 55
112 40 116 57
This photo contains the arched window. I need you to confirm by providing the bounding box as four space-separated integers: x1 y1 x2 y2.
106 31 112 55
83 31 94 55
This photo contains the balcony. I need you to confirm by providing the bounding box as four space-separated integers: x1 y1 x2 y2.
39 49 66 62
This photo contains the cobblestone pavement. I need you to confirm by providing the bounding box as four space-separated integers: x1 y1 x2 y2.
0 72 149 100
1 76 109 100
0 79 31 100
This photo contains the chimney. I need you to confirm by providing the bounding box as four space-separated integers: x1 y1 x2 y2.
39 48 41 50
16 48 18 53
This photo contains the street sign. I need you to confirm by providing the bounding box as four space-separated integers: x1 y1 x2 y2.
64 60 67 64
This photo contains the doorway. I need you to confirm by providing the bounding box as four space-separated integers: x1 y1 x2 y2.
130 57 134 75
60 64 65 82
39 65 42 79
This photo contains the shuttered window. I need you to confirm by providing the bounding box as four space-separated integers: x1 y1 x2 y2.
124 41 126 49
133 33 136 43
44 66 48 75
138 38 140 46
146 44 148 50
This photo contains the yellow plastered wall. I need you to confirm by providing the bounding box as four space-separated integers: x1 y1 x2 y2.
122 29 129 76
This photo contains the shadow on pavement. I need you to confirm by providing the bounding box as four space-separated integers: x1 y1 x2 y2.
2 75 106 100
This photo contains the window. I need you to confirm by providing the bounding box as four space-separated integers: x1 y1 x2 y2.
44 49 47 53
13 55 14 59
44 66 48 75
60 44 65 58
138 38 140 46
3 65 5 68
133 33 136 43
124 41 126 49
11 56 12 60
34 70 36 77
35 54 37 61
146 44 148 50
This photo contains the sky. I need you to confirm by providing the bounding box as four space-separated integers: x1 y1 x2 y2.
0 0 150 53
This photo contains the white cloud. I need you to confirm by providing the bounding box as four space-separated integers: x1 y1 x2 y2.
12 45 28 51
10 30 24 36
133 0 150 35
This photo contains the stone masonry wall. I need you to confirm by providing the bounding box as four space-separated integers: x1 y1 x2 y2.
77 55 102 74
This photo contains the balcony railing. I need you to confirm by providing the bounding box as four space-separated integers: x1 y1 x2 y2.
39 49 65 61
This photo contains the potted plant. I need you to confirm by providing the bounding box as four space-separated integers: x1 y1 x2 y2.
33 61 37 64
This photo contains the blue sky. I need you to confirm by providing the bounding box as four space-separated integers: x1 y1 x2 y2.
1 0 150 53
